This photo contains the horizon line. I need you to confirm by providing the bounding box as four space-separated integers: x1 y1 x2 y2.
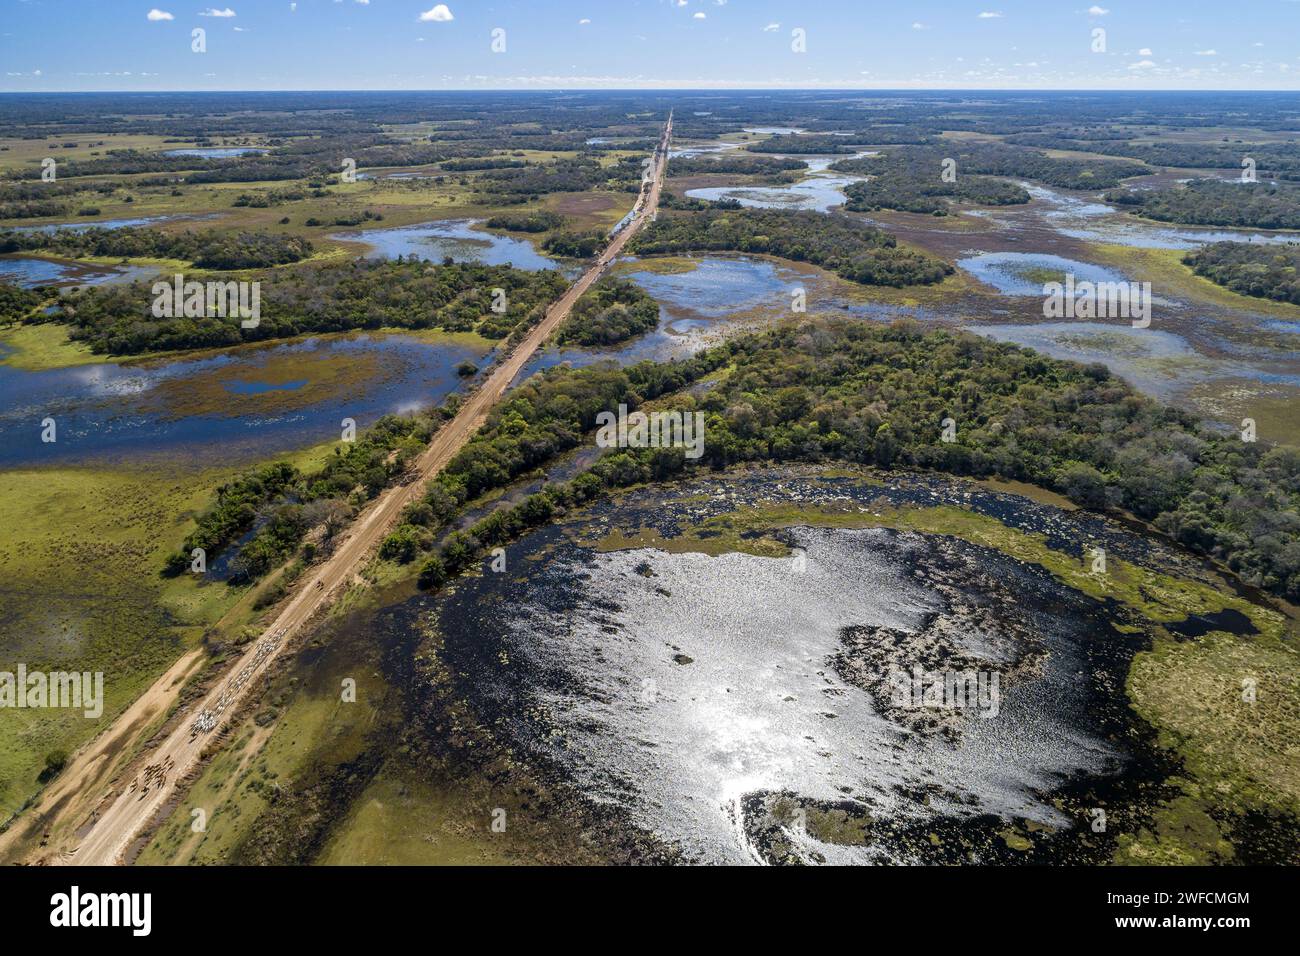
4 87 1300 96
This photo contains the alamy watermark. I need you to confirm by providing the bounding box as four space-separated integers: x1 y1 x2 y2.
595 403 705 459
888 665 1000 719
1042 274 1151 328
0 665 103 718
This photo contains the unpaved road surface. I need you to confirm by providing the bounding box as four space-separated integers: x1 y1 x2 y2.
12 114 671 867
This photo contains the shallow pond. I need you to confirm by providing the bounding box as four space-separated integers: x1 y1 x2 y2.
331 218 559 271
0 255 159 288
989 183 1300 250
669 141 745 160
516 255 806 381
162 147 268 158
0 331 487 468
956 251 1133 297
8 215 186 234
684 152 870 213
969 321 1300 404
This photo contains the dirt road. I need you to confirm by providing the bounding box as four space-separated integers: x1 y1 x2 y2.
47 114 671 866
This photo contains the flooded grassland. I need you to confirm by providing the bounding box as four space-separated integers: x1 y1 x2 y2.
644 147 1300 445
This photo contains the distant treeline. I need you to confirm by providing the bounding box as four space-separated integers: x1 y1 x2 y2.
667 155 808 179
0 180 127 220
474 156 645 197
2 135 497 184
1007 134 1300 182
631 207 953 287
833 143 1147 194
485 211 566 233
441 157 530 172
1184 241 1300 304
1103 179 1300 230
34 259 567 354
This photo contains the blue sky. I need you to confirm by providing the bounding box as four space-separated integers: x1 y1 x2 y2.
3 0 1299 92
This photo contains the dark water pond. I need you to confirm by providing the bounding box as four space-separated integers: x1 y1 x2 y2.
422 469 1205 864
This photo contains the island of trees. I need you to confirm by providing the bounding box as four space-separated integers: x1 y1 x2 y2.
555 277 660 347
631 207 953 287
0 226 313 270
1103 179 1300 230
1184 241 1300 304
22 258 567 354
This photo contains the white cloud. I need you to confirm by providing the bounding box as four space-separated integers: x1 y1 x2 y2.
1138 47 1152 56
1087 5 1109 15
419 4 453 22
146 8 174 20
762 22 780 32
198 7 236 16
912 22 928 30
578 18 591 25
693 11 706 18
355 0 370 5
1129 59 1156 70
977 11 1004 18
289 1 296 10
1195 49 1218 56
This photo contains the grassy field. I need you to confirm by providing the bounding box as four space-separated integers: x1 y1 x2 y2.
0 322 99 371
0 435 345 823
0 133 196 174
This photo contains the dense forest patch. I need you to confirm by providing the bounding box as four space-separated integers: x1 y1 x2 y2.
556 277 660 347
1103 179 1300 230
835 154 1030 216
27 259 567 354
163 413 447 583
309 317 1300 603
1007 134 1300 182
1184 241 1300 304
0 226 312 270
631 207 953 287
485 210 566 233
667 155 808 179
